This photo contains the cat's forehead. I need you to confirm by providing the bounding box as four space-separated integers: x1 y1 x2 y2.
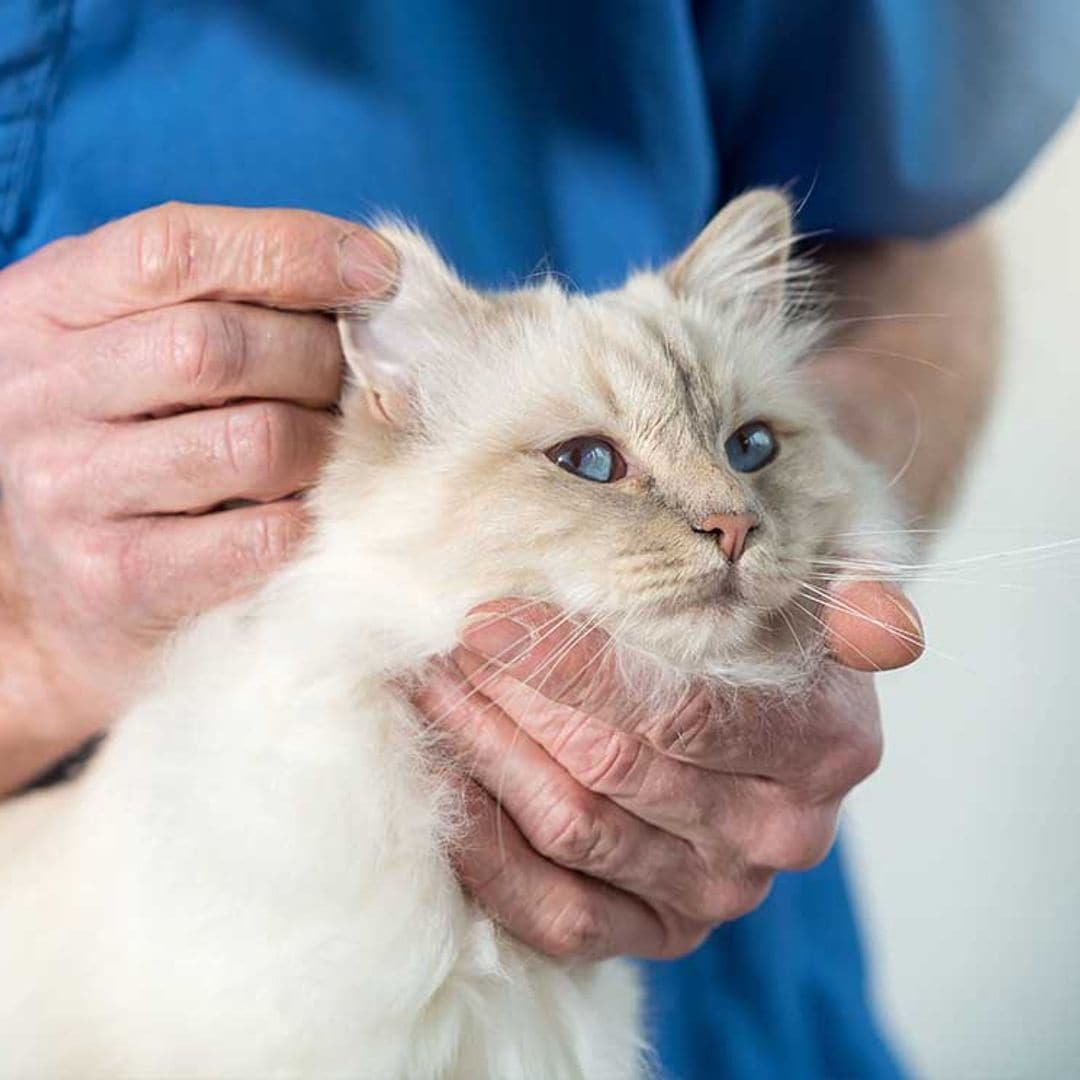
527 285 799 434
445 275 815 453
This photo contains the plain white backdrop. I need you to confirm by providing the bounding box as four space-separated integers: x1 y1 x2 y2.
849 111 1080 1078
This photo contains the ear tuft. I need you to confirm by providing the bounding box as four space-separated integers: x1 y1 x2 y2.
665 189 796 318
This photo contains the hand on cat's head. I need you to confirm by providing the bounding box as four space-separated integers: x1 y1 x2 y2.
417 580 921 961
0 202 400 793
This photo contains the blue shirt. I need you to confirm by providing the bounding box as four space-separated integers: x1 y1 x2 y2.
2 3 1076 1077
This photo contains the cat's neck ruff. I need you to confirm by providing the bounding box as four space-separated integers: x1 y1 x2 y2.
238 523 484 687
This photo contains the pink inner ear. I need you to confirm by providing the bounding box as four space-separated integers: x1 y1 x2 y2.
365 388 395 426
363 384 416 427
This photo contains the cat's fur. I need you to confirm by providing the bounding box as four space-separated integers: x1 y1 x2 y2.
0 191 903 1078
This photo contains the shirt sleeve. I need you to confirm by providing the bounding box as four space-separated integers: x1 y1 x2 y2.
697 0 1080 237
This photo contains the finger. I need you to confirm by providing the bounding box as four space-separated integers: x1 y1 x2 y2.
450 643 766 841
449 651 853 876
455 618 880 776
417 662 709 914
119 500 309 620
458 600 760 767
825 581 924 671
18 203 398 327
457 600 648 727
451 778 676 961
70 303 343 419
85 402 333 516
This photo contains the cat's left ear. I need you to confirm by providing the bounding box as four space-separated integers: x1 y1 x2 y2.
337 224 475 428
664 189 795 320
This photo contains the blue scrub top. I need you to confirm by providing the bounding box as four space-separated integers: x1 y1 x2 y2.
2 3 1076 1077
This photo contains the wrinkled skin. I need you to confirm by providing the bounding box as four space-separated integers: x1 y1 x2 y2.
0 202 922 960
419 584 921 960
0 204 396 779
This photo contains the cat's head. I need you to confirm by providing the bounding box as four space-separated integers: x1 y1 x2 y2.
326 191 898 681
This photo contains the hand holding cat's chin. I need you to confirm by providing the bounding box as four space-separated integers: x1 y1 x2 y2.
415 581 923 961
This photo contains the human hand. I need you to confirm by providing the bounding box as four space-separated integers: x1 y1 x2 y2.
0 203 397 789
418 581 923 960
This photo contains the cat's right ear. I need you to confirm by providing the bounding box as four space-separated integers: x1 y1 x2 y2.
664 189 795 321
337 224 474 428
338 310 413 428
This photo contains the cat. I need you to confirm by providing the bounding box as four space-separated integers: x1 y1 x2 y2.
0 190 904 1078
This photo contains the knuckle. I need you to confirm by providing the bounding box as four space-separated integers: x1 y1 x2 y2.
533 791 607 868
243 507 302 576
695 873 774 923
575 730 644 794
21 463 69 519
842 724 885 787
3 444 71 518
809 678 883 797
134 202 200 295
751 805 838 872
222 402 288 484
68 527 132 615
646 686 716 756
562 656 622 713
536 892 608 959
164 307 213 390
110 523 156 611
724 876 774 921
814 725 884 799
164 306 241 396
653 916 712 960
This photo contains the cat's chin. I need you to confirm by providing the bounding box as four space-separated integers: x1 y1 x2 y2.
586 556 835 695
601 595 821 691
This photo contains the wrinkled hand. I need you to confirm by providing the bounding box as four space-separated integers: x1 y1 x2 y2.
0 203 397 779
418 581 923 960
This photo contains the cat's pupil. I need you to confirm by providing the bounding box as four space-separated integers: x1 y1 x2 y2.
561 440 612 481
549 436 624 483
725 421 778 473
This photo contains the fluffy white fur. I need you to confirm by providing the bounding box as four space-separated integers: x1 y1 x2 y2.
0 191 905 1078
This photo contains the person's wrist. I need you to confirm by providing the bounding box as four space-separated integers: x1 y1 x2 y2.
812 227 1000 523
0 629 88 796
0 524 102 795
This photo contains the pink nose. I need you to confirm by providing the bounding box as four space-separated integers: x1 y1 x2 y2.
696 511 760 563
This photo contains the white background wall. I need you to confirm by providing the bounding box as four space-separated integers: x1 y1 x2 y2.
849 112 1080 1078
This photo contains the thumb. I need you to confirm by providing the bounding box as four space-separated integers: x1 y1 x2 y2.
825 580 925 672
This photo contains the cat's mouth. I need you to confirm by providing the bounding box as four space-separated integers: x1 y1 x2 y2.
674 563 756 610
712 573 743 603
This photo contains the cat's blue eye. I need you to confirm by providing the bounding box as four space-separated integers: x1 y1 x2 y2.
725 421 778 473
546 436 627 483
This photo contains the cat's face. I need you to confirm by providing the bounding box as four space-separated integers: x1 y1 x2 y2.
331 192 893 677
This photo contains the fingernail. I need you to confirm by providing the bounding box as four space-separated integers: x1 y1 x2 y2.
460 613 535 662
338 230 399 298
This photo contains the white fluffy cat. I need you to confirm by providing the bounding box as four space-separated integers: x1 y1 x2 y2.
0 191 902 1078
